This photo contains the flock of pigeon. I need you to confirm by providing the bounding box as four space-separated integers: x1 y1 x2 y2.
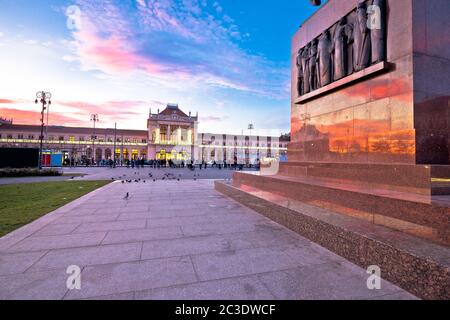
117 171 202 200
110 171 203 184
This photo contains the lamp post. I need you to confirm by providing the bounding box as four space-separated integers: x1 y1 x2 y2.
248 124 254 137
90 114 99 165
35 91 52 170
113 122 117 168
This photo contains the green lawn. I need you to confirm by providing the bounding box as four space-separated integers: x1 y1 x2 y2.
0 181 111 237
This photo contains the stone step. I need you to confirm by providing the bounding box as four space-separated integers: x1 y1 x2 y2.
231 172 450 246
278 162 450 195
215 180 450 300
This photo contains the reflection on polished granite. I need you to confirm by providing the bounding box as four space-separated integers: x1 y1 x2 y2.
215 180 450 300
232 171 450 247
278 162 450 196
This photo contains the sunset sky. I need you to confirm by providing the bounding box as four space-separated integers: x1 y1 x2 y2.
0 0 322 135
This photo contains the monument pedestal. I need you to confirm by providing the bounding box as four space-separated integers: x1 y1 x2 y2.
223 166 450 246
215 177 450 300
216 0 450 299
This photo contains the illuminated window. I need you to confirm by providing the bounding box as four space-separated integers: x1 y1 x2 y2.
69 136 75 142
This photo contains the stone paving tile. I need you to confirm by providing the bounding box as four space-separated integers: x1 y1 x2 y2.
83 292 135 300
72 220 146 234
256 262 415 300
27 242 142 272
0 180 418 300
181 220 283 237
32 223 81 237
0 251 48 276
63 208 101 216
135 275 275 300
141 235 252 260
5 232 107 253
65 256 197 299
53 213 120 224
150 209 208 219
367 291 420 300
120 206 150 213
191 244 337 282
102 226 184 245
0 269 68 300
95 207 123 214
116 212 153 221
220 229 306 249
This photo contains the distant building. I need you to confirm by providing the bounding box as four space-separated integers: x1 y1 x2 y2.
0 117 12 125
147 104 199 162
0 104 289 165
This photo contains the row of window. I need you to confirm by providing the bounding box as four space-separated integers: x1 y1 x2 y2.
202 141 288 148
0 133 147 144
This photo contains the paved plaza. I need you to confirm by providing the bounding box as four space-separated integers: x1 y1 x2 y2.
0 180 417 300
0 167 237 185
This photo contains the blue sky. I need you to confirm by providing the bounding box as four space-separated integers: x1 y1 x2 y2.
0 0 322 135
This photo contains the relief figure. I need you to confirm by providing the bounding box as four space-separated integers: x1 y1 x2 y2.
317 30 332 87
354 1 371 71
332 17 348 81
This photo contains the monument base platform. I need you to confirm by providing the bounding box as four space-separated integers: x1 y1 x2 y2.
278 162 450 196
215 179 450 300
215 162 450 299
227 166 450 246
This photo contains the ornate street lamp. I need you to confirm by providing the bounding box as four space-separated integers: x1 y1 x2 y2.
248 124 254 137
90 114 99 165
35 91 52 169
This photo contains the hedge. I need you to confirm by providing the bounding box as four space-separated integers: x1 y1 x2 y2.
0 168 62 178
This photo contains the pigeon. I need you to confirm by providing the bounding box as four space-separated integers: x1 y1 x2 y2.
124 192 129 200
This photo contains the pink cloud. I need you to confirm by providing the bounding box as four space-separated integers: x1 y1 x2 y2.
0 99 16 104
73 21 162 74
0 108 86 126
59 100 152 116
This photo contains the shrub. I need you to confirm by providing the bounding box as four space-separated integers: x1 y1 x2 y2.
0 168 62 178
